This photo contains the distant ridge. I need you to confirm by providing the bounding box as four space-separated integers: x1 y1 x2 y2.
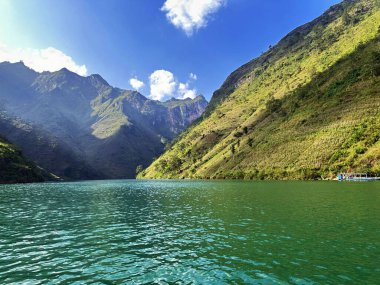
0 61 208 180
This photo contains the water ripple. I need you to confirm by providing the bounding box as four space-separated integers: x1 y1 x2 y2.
0 180 379 284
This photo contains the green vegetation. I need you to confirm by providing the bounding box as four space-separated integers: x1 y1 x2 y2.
140 0 380 180
0 137 44 184
135 165 144 175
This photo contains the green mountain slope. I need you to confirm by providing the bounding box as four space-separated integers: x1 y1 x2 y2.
140 0 380 180
0 137 44 184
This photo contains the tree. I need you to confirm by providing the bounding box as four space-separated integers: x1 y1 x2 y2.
233 131 243 138
342 8 351 26
371 51 380 77
136 165 144 175
266 98 282 113
166 156 182 171
158 159 168 171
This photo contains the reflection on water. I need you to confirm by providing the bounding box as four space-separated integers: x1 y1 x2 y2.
0 180 379 284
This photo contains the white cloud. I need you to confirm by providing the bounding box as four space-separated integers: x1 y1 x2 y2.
189 72 197 80
129 77 145 91
178 82 197 99
0 42 87 76
161 0 226 36
148 69 198 101
149 70 177 101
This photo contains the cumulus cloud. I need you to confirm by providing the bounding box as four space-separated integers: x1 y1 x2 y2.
0 42 87 76
178 82 197 99
161 0 226 36
129 77 145 91
149 70 177 101
148 69 198 101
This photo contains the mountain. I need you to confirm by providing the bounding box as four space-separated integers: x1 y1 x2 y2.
0 111 103 180
140 0 380 180
0 136 44 184
0 63 207 179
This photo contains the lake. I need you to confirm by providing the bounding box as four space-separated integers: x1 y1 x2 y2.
0 180 379 284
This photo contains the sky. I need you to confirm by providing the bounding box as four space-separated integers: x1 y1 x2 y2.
0 0 341 101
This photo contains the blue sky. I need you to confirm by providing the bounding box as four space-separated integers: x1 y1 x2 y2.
0 0 340 101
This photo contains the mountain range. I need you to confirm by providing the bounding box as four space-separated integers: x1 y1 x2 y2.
0 62 207 182
1 0 379 183
140 0 380 180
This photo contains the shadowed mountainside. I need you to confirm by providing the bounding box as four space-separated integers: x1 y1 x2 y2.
0 63 207 179
0 136 45 184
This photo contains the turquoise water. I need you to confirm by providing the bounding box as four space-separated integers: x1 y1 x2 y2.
0 180 379 284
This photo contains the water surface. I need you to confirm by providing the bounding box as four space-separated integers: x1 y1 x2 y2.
0 180 379 284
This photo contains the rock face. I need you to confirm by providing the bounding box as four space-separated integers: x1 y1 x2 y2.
141 0 380 180
0 62 208 179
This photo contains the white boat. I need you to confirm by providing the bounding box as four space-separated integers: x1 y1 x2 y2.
337 173 380 181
